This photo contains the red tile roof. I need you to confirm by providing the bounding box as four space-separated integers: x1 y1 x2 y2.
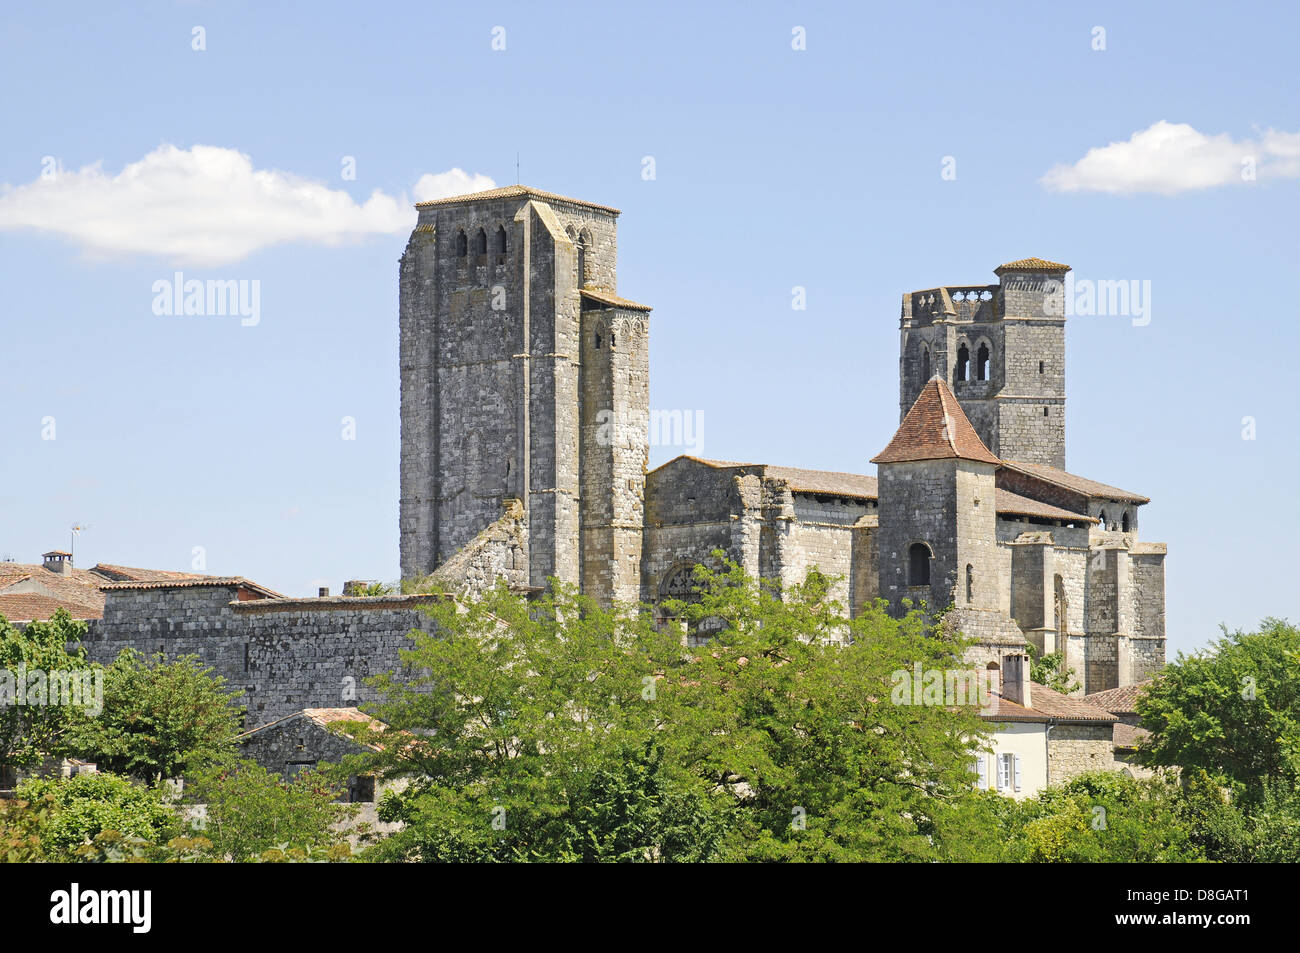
872 378 1001 465
0 593 102 622
1001 461 1149 503
660 456 879 500
1113 723 1150 750
99 576 284 598
580 288 653 312
1084 681 1151 714
995 488 1097 523
994 257 1071 275
413 184 620 214
981 683 1117 724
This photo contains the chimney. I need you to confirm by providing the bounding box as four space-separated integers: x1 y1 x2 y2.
318 587 330 597
343 579 378 596
1001 653 1032 710
42 551 72 574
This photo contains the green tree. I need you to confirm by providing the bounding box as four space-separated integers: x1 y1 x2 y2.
63 649 245 783
1137 618 1300 793
17 771 179 860
353 556 994 862
1024 641 1079 695
0 608 95 773
663 559 992 862
350 579 729 862
185 758 353 862
1001 771 1201 863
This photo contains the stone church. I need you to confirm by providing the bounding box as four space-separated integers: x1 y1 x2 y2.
398 186 1166 694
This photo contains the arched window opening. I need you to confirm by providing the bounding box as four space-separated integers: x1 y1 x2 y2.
921 347 931 382
577 235 588 287
956 344 970 382
495 225 507 263
965 563 974 603
1121 511 1130 532
455 230 467 258
1098 510 1108 530
908 543 931 586
986 661 1001 694
594 329 603 349
474 228 488 257
976 343 990 381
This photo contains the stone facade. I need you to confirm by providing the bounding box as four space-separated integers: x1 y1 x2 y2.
84 582 435 729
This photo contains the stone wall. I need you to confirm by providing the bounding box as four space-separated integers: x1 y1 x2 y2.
85 584 436 729
1047 723 1116 784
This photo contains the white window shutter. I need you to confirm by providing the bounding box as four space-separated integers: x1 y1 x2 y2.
995 754 1006 790
975 756 987 790
1013 754 1023 792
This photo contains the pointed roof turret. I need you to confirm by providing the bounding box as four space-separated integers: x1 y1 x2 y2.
871 378 1001 465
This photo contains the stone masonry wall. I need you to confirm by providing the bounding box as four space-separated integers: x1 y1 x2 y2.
85 585 435 729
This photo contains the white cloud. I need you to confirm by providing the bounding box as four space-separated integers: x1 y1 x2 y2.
1041 120 1300 195
0 144 495 265
413 169 496 203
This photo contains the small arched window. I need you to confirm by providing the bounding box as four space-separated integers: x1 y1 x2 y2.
965 563 974 603
956 344 970 382
921 347 931 382
576 232 589 287
908 543 931 586
1121 511 1130 532
976 343 990 381
475 228 488 256
455 230 467 258
594 331 603 349
496 226 507 254
1098 510 1108 530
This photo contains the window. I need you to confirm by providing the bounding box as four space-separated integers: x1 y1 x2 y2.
965 563 974 603
495 225 507 264
973 756 988 790
594 329 603 349
474 228 488 257
1098 509 1108 530
996 753 1022 793
921 347 931 381
1039 360 1045 374
455 230 467 258
1121 511 1130 532
908 543 931 586
976 343 990 381
1043 406 1049 417
577 234 588 287
956 344 969 382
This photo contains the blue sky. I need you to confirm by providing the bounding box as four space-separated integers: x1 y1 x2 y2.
1 1 1296 655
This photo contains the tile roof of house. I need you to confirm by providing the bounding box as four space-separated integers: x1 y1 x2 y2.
0 592 103 622
1084 681 1151 714
664 456 880 500
99 576 284 598
871 378 1002 465
89 564 208 583
236 708 400 753
580 288 653 311
995 488 1098 523
981 682 1117 724
994 257 1071 275
1001 461 1149 503
1113 723 1150 751
413 184 620 214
